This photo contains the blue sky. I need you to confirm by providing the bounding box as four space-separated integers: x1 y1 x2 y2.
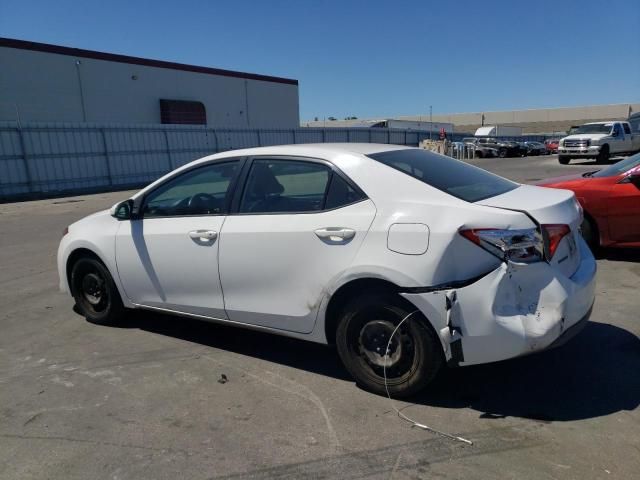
2 0 638 120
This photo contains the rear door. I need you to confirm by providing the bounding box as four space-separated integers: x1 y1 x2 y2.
218 156 376 333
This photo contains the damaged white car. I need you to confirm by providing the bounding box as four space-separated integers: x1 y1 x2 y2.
58 144 596 397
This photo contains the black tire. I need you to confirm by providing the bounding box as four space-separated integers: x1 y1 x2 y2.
580 215 599 252
596 145 609 164
498 148 507 158
475 150 484 158
558 156 570 165
335 292 443 398
70 256 125 325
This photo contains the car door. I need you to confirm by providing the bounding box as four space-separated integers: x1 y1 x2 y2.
622 123 633 152
607 168 640 243
610 123 626 153
115 159 241 318
218 156 376 333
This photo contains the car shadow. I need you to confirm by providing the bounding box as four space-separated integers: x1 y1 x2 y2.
597 247 640 263
116 311 639 423
122 310 351 381
412 321 640 422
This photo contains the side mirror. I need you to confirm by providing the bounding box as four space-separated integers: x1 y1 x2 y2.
110 199 134 220
611 130 619 137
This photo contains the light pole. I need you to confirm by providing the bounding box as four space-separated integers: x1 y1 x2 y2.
429 105 433 140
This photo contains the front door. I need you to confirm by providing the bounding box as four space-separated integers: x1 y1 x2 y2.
218 157 376 333
115 160 240 318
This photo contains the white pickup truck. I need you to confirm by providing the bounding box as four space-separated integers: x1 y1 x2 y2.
558 121 640 164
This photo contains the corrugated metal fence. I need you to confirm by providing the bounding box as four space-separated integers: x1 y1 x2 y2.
0 121 551 201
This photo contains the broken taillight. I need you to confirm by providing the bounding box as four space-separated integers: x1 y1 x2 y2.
460 224 572 264
459 227 544 264
542 224 571 260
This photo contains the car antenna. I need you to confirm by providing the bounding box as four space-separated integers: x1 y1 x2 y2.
383 310 473 445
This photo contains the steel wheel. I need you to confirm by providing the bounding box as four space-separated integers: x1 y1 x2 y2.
70 256 125 325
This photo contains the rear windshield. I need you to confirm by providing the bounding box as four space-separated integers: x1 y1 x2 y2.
367 149 518 202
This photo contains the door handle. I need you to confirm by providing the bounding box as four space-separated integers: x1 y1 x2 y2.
314 227 356 241
188 230 218 241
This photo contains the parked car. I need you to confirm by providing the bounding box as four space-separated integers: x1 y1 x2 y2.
462 137 499 158
558 121 640 164
538 153 640 249
58 144 596 397
545 139 560 154
524 141 547 156
476 138 526 158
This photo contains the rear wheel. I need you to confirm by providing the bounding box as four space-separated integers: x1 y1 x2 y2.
498 148 507 158
70 257 125 325
596 145 609 164
580 215 599 252
475 150 484 158
335 292 443 398
558 156 570 165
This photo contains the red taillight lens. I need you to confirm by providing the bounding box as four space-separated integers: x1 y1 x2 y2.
542 224 570 259
62 226 69 237
459 228 494 245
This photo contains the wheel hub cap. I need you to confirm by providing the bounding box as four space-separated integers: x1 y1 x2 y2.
359 320 402 367
82 273 104 305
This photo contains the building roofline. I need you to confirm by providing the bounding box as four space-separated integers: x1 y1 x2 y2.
0 37 299 86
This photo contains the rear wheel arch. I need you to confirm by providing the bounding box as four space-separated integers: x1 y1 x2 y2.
323 277 441 347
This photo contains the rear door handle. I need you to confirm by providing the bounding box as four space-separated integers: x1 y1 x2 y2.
188 230 218 241
314 227 356 241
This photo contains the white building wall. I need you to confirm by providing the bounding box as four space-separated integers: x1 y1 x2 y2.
0 45 299 128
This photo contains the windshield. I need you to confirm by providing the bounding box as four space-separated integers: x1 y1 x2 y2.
572 124 612 134
592 153 640 178
367 148 518 202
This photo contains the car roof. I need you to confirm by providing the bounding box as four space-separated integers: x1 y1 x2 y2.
132 143 415 198
209 143 412 158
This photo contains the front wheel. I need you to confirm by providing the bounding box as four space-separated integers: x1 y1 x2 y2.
596 145 609 164
558 155 570 165
70 257 125 325
498 149 507 158
335 292 443 398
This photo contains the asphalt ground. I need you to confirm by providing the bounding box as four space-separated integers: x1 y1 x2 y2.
1 153 639 479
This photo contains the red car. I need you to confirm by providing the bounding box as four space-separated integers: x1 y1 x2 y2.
537 154 640 249
545 139 560 154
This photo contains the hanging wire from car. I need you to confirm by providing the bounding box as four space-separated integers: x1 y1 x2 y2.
383 310 474 446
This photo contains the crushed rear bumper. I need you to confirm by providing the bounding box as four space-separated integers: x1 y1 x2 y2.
401 235 597 366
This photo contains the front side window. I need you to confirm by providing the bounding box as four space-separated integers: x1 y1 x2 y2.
367 148 517 202
143 161 238 217
239 159 331 213
613 123 624 137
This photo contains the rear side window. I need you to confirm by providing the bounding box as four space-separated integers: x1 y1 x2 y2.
325 174 365 210
367 149 517 202
240 159 330 213
623 123 631 134
239 158 366 214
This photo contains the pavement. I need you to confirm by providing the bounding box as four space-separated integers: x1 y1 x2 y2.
1 154 639 479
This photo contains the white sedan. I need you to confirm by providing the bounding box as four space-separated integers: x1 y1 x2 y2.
58 144 596 397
